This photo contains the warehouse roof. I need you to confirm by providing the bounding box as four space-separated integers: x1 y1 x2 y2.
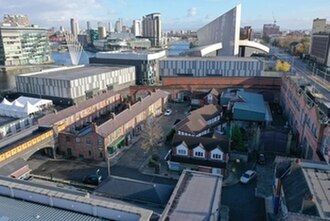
19 64 135 81
0 195 105 221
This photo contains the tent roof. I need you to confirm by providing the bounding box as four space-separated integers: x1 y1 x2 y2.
16 96 52 107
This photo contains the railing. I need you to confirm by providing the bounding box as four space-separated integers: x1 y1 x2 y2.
0 123 66 163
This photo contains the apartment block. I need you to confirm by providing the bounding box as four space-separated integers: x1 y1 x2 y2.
280 74 329 161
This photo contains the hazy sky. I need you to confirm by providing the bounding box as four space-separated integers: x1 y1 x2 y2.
1 0 330 31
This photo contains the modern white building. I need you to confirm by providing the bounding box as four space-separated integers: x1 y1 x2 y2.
90 50 166 85
159 56 264 77
16 65 136 104
0 26 51 66
132 19 142 37
197 5 241 56
98 26 106 39
142 13 162 47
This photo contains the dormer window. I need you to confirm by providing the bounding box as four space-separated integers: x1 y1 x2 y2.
193 145 205 158
176 143 188 156
195 151 204 157
211 148 223 160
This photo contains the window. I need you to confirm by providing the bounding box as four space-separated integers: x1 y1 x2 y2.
15 122 21 131
194 151 204 157
177 149 187 155
86 138 92 145
76 138 80 143
66 136 70 142
98 138 103 147
88 150 92 156
212 153 223 160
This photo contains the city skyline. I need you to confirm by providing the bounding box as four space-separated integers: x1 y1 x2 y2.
1 0 330 31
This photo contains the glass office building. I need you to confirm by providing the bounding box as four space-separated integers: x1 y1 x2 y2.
0 26 51 66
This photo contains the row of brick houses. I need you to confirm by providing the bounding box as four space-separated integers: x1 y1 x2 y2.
167 104 229 175
280 74 330 161
38 90 122 130
58 90 169 160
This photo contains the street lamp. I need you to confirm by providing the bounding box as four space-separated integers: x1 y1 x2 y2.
107 154 111 177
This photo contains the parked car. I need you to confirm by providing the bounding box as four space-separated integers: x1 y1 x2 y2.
257 153 266 165
164 109 173 116
82 174 102 185
240 170 256 184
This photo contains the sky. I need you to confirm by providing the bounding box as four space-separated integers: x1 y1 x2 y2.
1 0 330 31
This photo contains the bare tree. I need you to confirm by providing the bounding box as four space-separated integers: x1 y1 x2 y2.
140 117 164 154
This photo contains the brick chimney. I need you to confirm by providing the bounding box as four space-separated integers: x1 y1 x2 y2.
91 122 98 133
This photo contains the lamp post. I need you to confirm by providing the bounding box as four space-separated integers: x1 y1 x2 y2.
107 154 111 177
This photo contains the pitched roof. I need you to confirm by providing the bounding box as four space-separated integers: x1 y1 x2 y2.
170 155 227 169
175 104 221 134
191 91 207 99
281 163 318 215
38 90 119 127
232 91 266 114
97 90 169 137
96 176 174 206
208 88 219 97
172 134 229 152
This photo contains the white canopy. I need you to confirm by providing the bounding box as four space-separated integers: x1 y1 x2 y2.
0 96 51 118
16 96 53 109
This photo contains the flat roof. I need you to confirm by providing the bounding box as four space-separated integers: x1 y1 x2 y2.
303 166 330 218
0 176 153 221
160 170 222 221
161 56 260 62
19 64 134 81
95 50 167 60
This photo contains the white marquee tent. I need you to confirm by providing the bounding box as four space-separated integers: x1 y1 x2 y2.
0 97 52 118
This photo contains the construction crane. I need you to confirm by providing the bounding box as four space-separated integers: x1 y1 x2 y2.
272 12 277 25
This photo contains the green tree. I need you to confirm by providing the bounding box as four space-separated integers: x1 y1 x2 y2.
231 125 244 152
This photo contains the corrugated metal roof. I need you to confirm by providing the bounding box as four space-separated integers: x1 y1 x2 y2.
233 91 266 113
0 195 106 221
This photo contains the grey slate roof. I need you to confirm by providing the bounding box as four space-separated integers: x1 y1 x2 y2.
0 195 106 221
281 164 317 215
38 90 119 127
97 90 169 137
172 134 229 152
96 176 174 206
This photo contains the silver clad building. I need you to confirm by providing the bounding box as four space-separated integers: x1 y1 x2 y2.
16 65 135 104
160 57 264 77
197 4 241 56
90 50 166 85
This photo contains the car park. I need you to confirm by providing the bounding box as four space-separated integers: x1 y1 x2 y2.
164 109 173 116
240 170 256 184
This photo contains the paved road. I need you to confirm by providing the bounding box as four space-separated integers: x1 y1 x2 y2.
222 181 266 221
